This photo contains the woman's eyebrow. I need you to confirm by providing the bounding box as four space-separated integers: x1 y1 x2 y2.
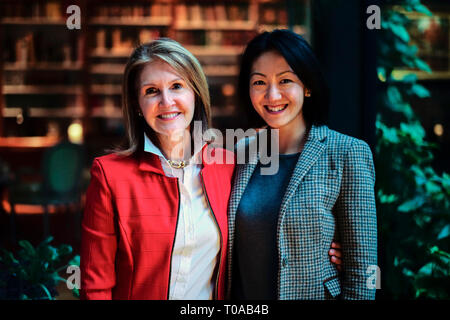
250 72 266 78
277 70 295 76
140 78 184 87
250 70 295 77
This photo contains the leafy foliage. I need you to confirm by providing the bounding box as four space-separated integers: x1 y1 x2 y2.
0 237 80 300
377 0 450 299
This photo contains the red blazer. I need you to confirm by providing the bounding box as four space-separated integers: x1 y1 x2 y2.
80 145 235 300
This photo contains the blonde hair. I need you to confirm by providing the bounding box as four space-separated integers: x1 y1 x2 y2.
117 38 211 156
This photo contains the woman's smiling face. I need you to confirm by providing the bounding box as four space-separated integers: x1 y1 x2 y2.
249 50 308 130
138 59 195 140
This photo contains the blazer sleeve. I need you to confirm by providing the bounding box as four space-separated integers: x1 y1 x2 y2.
334 139 378 300
80 159 117 300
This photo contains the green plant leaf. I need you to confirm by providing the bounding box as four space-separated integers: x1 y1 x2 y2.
425 180 441 194
410 84 430 98
18 240 37 257
442 173 450 192
52 273 66 283
72 287 80 299
401 73 418 83
57 244 73 258
38 283 53 300
430 246 450 259
402 267 415 278
400 122 425 144
437 225 450 240
413 4 432 16
394 41 418 58
39 236 54 247
417 262 434 277
0 235 80 299
1 250 19 265
68 255 80 266
376 2 450 300
389 22 410 43
414 58 432 73
378 122 400 143
398 195 426 212
387 86 403 104
378 190 398 203
414 213 432 228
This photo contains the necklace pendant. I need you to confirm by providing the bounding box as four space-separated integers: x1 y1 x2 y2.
168 160 186 169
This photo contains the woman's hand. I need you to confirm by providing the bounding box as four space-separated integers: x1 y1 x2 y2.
328 241 342 272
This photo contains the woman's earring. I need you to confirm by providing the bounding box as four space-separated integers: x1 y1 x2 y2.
305 89 311 97
137 110 143 117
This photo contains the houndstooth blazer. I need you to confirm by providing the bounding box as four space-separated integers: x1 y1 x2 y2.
226 125 377 300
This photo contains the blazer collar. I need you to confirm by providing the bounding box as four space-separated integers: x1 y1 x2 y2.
139 132 211 175
241 124 328 161
235 124 328 167
138 151 166 175
308 124 328 142
228 125 329 218
278 124 329 215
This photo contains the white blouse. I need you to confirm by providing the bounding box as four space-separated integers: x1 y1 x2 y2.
144 133 221 300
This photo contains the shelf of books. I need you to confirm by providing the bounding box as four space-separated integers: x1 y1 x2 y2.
392 10 450 81
0 0 311 140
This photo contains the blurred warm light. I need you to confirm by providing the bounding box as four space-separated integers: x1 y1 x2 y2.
68 120 83 144
16 110 24 125
434 123 444 137
417 17 433 32
2 199 59 215
47 121 60 137
222 83 235 97
391 70 404 81
377 71 386 82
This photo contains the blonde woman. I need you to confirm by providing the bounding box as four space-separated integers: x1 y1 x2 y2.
80 38 234 300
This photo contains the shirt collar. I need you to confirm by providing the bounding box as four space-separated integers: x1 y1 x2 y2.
144 132 165 159
143 132 207 165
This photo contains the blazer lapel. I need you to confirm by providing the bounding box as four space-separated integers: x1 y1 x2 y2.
228 135 259 222
279 125 328 217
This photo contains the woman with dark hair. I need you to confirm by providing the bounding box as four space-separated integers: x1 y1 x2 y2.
227 29 377 300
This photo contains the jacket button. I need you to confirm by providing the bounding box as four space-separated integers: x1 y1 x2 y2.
282 258 288 268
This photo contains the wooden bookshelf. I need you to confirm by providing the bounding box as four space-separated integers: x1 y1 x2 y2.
0 18 67 25
392 69 450 81
203 65 240 77
0 0 311 138
91 107 122 118
0 136 60 148
89 64 125 75
3 107 85 118
3 85 83 95
185 45 245 56
175 21 256 31
90 49 133 58
89 17 172 27
401 10 450 81
3 62 83 71
90 85 122 95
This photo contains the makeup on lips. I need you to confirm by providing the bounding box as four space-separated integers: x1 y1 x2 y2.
264 104 288 114
158 111 181 121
